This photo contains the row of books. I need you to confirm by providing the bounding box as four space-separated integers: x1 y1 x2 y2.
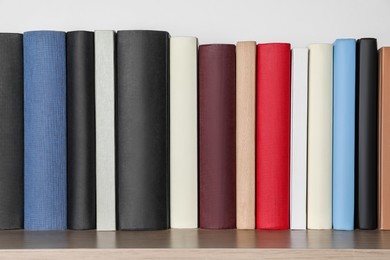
0 30 388 231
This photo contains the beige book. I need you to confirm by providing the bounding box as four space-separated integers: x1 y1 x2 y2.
236 41 256 229
379 47 390 230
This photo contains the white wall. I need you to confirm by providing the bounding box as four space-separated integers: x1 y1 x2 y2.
0 0 389 47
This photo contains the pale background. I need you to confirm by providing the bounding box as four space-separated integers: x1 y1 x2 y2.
0 0 389 47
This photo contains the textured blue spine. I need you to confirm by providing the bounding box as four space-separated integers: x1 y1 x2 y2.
332 39 356 230
24 31 67 230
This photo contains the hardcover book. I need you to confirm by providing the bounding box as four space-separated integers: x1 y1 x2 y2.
0 33 24 230
236 41 256 230
95 30 116 231
170 36 198 228
199 44 236 229
290 48 308 230
307 44 333 229
256 43 291 230
379 47 390 230
67 31 96 230
117 30 170 230
356 38 378 230
332 39 356 230
24 31 67 230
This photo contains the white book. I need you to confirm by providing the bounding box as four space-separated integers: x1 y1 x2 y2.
307 44 333 229
170 36 198 228
95 30 116 231
290 48 308 230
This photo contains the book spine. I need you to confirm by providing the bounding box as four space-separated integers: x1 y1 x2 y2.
117 30 170 230
256 43 291 230
307 44 333 229
170 37 198 228
379 47 390 230
290 48 308 230
95 30 116 231
24 31 67 230
199 44 236 229
236 41 256 230
332 39 356 230
356 38 378 230
0 33 24 229
66 31 96 230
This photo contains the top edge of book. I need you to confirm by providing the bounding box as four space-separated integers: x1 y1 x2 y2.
170 36 197 39
257 42 290 46
0 32 22 37
236 41 256 44
24 30 65 34
334 38 356 44
292 47 308 51
67 30 94 34
308 43 332 49
95 30 115 35
199 44 235 48
358 38 377 42
117 30 169 34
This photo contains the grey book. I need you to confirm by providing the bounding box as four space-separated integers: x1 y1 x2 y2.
95 30 116 231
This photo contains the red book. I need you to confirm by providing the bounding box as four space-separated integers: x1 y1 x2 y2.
256 43 291 229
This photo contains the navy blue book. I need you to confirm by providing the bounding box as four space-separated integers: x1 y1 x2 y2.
24 31 67 230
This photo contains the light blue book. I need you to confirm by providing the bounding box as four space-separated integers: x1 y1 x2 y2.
332 39 356 230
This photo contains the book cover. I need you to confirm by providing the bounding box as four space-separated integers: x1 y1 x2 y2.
117 30 170 230
307 44 333 229
170 36 198 228
67 31 96 230
379 47 390 230
24 31 67 230
95 30 116 231
256 43 291 230
236 41 256 230
356 38 378 230
290 48 308 230
0 33 24 230
199 44 236 229
332 39 356 230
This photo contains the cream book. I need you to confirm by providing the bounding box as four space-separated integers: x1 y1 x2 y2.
95 30 116 231
307 44 333 229
170 36 198 228
290 48 308 230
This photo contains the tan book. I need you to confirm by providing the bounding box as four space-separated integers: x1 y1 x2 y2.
236 41 256 229
379 47 390 230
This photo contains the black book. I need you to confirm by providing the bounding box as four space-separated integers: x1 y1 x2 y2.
355 38 378 230
116 30 170 230
0 33 24 229
67 31 96 229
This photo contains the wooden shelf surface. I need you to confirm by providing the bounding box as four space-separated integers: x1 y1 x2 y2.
0 229 389 259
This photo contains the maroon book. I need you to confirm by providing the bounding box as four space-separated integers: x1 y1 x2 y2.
199 44 236 229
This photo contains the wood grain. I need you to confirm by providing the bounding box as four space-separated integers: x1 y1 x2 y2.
236 41 256 230
0 230 389 259
0 230 389 249
379 47 390 230
1 249 390 260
